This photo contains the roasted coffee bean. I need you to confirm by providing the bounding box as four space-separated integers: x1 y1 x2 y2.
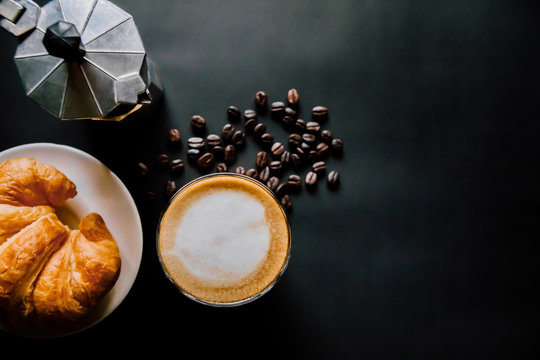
245 168 258 178
301 142 312 152
216 162 228 172
156 153 170 167
168 128 181 145
271 101 286 116
293 146 306 158
280 194 292 210
306 121 320 134
285 107 297 119
320 129 333 143
302 133 316 144
259 166 271 182
287 88 299 105
235 165 246 175
190 114 206 132
212 145 224 160
275 182 289 198
254 91 268 108
221 123 235 143
280 150 291 167
170 158 184 174
289 133 302 147
136 162 149 176
270 160 282 172
287 174 302 192
253 123 266 138
227 105 241 122
188 136 205 149
187 148 201 163
166 180 177 196
267 176 279 191
312 105 328 120
255 151 270 168
316 142 329 157
224 144 236 164
244 117 257 133
197 152 215 169
308 150 321 163
290 153 302 169
206 134 222 148
305 171 318 187
295 118 307 132
312 161 327 174
271 142 285 157
327 170 340 187
282 115 295 128
244 109 257 120
331 138 344 155
232 130 246 147
260 133 274 148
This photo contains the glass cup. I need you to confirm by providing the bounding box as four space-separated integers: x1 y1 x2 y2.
156 173 291 307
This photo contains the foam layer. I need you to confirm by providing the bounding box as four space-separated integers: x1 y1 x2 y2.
173 190 270 283
158 174 290 305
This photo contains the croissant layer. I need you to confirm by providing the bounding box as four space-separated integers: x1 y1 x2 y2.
0 204 55 245
0 214 69 320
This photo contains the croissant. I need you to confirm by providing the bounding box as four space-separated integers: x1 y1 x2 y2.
0 157 121 326
0 157 77 207
33 213 121 322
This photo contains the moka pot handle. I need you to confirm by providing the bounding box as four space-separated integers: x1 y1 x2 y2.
0 0 39 37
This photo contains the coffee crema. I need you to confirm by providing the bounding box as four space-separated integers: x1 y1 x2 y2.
157 174 291 306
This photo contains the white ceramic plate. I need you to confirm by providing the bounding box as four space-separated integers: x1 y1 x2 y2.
0 143 143 337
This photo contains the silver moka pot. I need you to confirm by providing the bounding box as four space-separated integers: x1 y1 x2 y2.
0 0 162 120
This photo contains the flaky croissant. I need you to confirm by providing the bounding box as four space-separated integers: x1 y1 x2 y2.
0 157 121 325
33 213 121 322
0 157 77 207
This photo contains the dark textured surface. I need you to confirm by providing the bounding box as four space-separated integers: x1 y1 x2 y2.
0 0 539 357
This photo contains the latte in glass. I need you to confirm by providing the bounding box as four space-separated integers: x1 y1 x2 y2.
157 173 291 306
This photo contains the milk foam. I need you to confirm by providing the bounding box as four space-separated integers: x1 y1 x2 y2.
170 190 270 283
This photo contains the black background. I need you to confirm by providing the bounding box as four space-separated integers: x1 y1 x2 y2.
0 0 539 358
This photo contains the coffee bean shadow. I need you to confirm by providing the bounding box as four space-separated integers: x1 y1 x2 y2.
255 105 268 117
305 181 319 195
327 181 341 193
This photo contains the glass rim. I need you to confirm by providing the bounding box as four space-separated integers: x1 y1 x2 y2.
155 172 292 307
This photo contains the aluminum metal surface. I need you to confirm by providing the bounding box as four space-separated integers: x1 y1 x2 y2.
0 0 39 36
0 0 24 23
